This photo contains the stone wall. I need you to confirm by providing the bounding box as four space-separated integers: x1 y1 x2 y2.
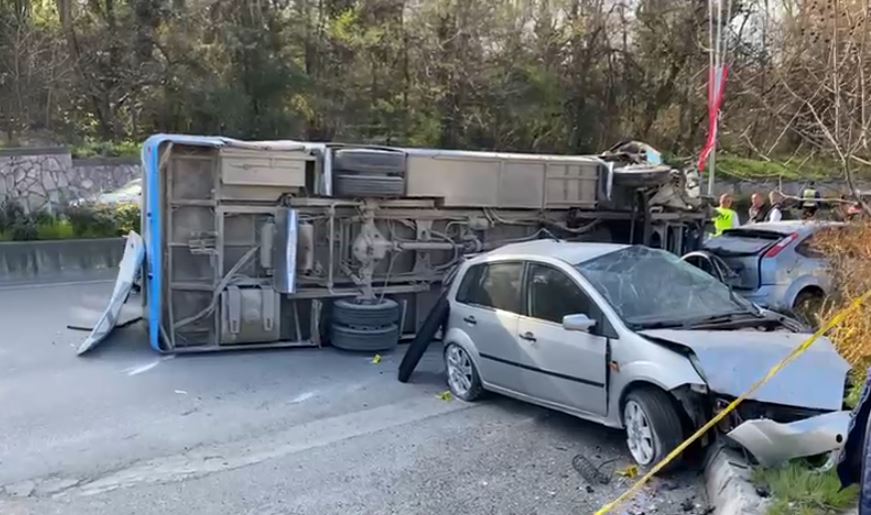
0 147 139 213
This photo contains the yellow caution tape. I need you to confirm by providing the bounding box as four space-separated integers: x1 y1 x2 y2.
595 290 871 515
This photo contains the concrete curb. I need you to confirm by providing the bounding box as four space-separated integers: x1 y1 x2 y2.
0 237 124 286
704 444 770 514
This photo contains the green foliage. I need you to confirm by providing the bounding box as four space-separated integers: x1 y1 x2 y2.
752 461 859 515
0 200 140 241
716 155 858 181
71 141 141 159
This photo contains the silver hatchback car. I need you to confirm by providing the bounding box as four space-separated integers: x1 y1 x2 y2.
442 240 849 468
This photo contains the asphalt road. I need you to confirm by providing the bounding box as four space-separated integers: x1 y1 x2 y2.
0 281 707 515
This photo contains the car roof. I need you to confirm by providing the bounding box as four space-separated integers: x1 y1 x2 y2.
480 239 628 264
726 220 841 236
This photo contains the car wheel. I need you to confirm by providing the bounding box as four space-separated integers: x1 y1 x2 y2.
623 388 684 469
444 343 483 402
793 290 824 328
332 297 399 328
330 323 400 352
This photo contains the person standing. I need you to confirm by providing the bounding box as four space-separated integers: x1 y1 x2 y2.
801 181 821 219
747 192 769 223
768 191 784 221
713 194 740 236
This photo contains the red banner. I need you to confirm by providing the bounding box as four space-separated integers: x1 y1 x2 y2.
698 65 730 172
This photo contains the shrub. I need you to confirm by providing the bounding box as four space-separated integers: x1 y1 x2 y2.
814 222 871 368
0 199 141 241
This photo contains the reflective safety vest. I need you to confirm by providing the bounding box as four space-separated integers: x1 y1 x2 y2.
802 188 819 207
713 207 738 236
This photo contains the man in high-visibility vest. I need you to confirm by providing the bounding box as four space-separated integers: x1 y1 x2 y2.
713 193 739 236
801 181 821 219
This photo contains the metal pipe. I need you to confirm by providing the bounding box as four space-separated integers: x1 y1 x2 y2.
327 204 335 293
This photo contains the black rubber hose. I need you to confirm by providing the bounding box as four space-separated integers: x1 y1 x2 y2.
397 291 449 383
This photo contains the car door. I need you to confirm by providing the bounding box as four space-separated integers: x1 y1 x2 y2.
451 261 525 389
513 262 608 416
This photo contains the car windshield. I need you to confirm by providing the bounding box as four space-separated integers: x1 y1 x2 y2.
576 245 756 328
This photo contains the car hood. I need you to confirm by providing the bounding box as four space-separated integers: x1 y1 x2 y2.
640 329 850 411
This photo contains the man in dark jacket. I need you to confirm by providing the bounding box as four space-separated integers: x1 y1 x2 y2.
748 193 769 223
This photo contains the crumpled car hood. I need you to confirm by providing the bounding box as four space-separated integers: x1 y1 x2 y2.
640 329 850 411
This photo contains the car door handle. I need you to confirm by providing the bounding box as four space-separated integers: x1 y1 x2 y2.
518 331 536 342
463 315 477 325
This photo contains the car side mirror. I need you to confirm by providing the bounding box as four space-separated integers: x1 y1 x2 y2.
563 313 597 332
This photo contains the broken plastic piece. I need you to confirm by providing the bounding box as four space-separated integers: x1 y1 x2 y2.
727 410 850 467
77 232 145 355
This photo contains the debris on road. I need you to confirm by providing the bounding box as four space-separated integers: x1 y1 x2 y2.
571 454 613 485
437 391 452 401
371 354 382 364
617 465 639 479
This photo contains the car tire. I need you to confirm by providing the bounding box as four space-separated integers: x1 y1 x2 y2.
334 173 405 198
334 149 406 175
623 388 684 470
332 298 399 328
793 289 824 328
330 323 400 352
443 342 483 402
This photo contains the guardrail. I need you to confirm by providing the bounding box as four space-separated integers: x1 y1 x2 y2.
0 237 125 286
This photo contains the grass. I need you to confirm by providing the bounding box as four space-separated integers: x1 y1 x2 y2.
716 154 844 181
752 461 859 515
35 220 75 240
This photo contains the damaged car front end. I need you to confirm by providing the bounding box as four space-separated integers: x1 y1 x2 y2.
639 328 852 467
578 245 852 468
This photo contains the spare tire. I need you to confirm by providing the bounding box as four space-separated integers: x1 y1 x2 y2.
334 149 406 175
333 298 399 328
334 173 404 197
330 323 400 352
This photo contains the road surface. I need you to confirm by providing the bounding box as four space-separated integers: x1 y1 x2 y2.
0 281 706 515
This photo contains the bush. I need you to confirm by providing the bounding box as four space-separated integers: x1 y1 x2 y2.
71 140 141 159
0 199 140 241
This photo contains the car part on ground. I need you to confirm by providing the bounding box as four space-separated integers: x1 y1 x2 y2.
397 291 449 383
444 342 483 401
623 388 685 469
77 231 145 355
332 298 399 328
572 454 613 485
329 323 400 352
727 410 851 467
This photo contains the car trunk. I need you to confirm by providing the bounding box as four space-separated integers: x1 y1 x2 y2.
703 229 784 290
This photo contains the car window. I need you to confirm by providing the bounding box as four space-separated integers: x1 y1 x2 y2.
526 263 592 324
456 262 523 314
795 236 825 258
684 255 716 277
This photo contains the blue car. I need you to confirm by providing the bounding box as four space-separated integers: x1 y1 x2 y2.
683 221 841 323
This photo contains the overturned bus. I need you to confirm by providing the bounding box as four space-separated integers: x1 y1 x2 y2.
140 135 708 353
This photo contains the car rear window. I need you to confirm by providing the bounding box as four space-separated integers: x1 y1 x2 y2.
705 229 783 255
456 262 523 313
